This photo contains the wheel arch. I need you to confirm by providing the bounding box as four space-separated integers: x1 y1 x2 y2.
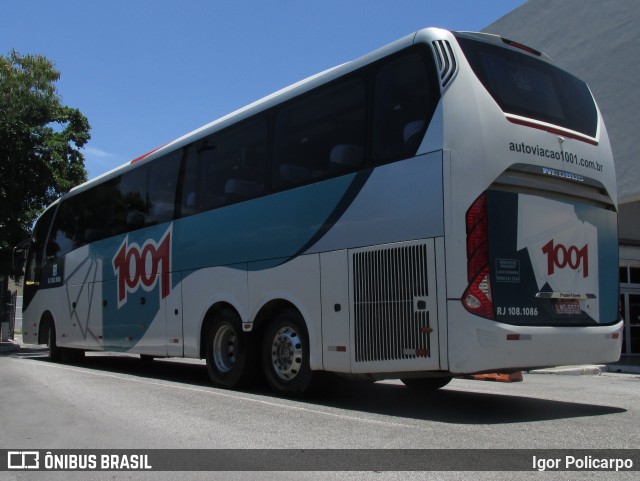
37 311 55 345
199 297 319 368
199 301 240 359
252 298 311 342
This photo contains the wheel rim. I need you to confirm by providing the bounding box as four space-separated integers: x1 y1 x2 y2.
212 324 237 373
270 325 303 381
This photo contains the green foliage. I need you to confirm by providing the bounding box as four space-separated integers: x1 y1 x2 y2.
0 50 90 277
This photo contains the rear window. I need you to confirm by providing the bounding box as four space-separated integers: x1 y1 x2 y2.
455 35 597 138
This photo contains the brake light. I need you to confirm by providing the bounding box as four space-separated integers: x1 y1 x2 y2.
462 193 495 319
501 37 542 56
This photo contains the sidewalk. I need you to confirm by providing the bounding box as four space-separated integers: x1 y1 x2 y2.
530 356 640 375
0 339 20 354
0 341 20 354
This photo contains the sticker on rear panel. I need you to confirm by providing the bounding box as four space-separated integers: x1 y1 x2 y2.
517 195 599 321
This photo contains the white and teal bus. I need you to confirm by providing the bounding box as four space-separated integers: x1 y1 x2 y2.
21 28 622 396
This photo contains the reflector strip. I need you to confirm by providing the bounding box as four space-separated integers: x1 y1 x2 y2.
327 346 347 352
130 143 168 164
501 37 542 56
506 334 532 341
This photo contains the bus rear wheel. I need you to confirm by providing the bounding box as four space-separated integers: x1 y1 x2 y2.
262 309 314 397
205 309 257 389
401 377 452 390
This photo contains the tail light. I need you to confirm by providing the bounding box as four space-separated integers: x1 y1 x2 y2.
462 193 495 319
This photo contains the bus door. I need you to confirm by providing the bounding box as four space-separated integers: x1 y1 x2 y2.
65 254 103 349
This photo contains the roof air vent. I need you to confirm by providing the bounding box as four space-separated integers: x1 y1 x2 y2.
431 40 458 89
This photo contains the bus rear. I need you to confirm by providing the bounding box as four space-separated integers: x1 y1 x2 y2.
439 31 622 373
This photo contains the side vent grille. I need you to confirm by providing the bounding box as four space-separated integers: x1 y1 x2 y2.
431 40 458 89
353 243 431 363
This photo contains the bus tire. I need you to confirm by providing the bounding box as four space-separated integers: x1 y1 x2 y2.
62 348 85 363
205 308 257 389
401 377 452 390
46 320 62 362
262 308 313 397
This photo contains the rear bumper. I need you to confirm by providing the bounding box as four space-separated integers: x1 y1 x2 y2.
447 302 623 374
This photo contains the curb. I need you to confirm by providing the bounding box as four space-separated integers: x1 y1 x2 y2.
529 364 640 375
0 341 20 354
529 365 606 375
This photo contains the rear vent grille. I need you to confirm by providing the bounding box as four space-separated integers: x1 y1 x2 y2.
431 40 458 89
353 243 431 363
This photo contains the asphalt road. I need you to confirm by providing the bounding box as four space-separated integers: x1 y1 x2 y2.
1 348 639 480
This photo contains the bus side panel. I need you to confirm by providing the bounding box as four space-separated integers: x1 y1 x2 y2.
434 236 449 372
248 255 323 371
320 250 351 373
21 290 54 345
306 152 445 254
165 274 184 357
181 264 249 359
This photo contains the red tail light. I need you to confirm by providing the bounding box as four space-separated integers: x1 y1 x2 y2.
501 37 542 57
463 193 495 319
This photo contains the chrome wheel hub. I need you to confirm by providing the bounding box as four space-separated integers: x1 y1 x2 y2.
270 326 302 381
213 324 237 373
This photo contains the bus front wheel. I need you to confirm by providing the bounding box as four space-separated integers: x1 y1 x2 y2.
46 320 62 362
262 309 314 397
205 309 257 389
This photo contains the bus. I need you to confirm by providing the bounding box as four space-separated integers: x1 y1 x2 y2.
20 28 622 396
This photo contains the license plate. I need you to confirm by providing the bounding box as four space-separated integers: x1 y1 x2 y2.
554 299 581 315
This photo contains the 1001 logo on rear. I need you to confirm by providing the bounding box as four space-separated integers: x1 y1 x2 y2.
541 240 588 278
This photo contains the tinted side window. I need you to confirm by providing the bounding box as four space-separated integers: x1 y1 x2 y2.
112 151 181 232
181 118 268 216
373 50 440 163
26 206 56 283
147 150 181 225
47 150 184 257
117 166 149 231
81 178 120 242
274 78 366 190
47 198 82 259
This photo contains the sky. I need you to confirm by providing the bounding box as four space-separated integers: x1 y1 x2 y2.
2 0 526 180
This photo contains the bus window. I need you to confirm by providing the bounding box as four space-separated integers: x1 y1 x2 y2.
147 150 181 225
373 50 439 163
48 199 80 259
456 35 597 138
181 118 268 216
274 77 365 190
118 166 149 231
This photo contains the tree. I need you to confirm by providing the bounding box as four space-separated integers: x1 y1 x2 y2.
0 50 90 280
